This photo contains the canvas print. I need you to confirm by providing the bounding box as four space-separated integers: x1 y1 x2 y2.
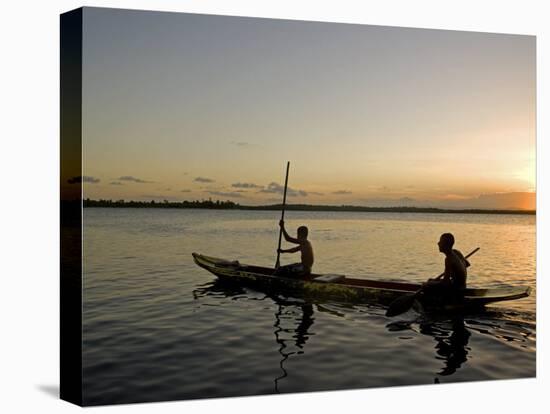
60 7 536 406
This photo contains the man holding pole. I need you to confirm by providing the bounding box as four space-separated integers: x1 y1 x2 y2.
276 220 315 277
274 162 314 278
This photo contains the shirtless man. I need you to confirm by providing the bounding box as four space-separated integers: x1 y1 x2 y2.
276 220 314 277
423 233 469 299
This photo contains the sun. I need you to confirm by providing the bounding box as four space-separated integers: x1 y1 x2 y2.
523 159 536 191
515 153 536 192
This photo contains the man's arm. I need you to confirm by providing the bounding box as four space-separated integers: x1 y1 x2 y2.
278 246 301 254
280 220 299 244
433 257 452 281
442 257 452 281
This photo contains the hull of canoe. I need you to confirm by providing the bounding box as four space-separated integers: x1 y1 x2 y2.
191 253 531 310
192 253 417 305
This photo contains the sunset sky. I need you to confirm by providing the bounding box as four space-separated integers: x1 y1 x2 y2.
81 7 536 209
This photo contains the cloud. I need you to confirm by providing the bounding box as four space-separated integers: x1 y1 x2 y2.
440 192 536 210
232 182 263 189
180 189 191 193
259 182 308 197
118 176 153 184
360 192 535 210
67 176 100 184
194 177 215 183
308 191 325 196
207 191 243 198
109 181 123 186
230 141 251 147
332 190 352 195
156 187 172 191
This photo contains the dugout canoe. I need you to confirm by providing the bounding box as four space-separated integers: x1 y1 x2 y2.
191 253 531 310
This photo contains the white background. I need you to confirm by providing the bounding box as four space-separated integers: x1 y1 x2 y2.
0 0 547 412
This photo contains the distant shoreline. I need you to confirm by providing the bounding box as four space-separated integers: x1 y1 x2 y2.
80 199 536 215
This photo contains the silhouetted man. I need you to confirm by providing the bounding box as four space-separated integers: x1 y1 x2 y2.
423 233 469 299
276 220 314 277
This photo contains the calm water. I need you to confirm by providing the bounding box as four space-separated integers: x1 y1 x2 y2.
82 208 536 405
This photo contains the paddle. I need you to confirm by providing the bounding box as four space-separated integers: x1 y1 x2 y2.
275 161 290 269
385 247 480 317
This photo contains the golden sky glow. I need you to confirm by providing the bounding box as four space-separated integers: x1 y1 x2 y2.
80 8 536 210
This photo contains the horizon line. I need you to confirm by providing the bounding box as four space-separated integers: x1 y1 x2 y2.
79 198 536 215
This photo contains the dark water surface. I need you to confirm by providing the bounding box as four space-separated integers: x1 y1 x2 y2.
82 208 535 405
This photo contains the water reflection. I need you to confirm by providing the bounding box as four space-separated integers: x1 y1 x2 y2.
272 301 314 392
387 316 471 379
193 280 315 393
193 280 532 388
421 318 471 377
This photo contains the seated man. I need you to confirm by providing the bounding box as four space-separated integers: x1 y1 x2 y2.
276 220 314 277
422 233 470 301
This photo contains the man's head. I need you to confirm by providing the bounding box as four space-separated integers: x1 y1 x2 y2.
297 225 309 241
438 232 455 253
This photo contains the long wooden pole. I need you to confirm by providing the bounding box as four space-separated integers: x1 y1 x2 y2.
275 161 290 268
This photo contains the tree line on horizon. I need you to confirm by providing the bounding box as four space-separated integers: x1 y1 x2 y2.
81 198 535 215
84 198 240 209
